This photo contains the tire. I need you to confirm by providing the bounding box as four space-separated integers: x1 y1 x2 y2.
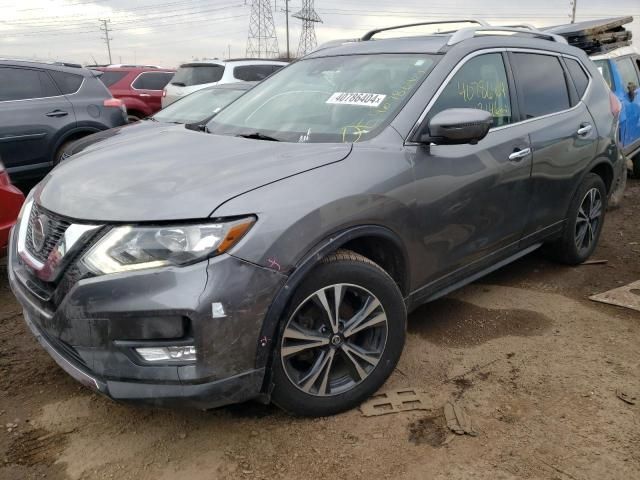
271 249 406 416
127 114 142 123
550 173 607 265
53 140 74 166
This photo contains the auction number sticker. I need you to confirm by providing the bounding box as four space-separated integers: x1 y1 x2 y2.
326 92 387 107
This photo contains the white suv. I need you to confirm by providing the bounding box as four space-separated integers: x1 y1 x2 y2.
162 59 287 107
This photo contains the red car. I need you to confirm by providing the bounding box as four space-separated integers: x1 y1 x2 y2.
0 161 24 256
95 66 175 122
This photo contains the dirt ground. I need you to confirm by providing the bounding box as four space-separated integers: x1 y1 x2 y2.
1 180 639 480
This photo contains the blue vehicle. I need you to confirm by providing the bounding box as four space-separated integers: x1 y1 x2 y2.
592 47 640 177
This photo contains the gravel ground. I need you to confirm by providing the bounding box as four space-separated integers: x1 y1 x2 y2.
1 179 639 480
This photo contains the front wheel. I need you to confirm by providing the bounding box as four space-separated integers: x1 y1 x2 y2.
271 250 406 416
550 173 607 265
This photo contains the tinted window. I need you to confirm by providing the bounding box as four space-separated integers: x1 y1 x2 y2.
593 60 613 90
614 57 640 91
48 70 83 94
132 72 174 90
171 65 224 86
233 64 281 81
99 71 128 87
154 87 247 124
0 67 59 101
565 58 589 99
430 53 512 127
511 53 570 118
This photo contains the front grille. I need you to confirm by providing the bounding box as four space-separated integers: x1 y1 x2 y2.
25 204 72 263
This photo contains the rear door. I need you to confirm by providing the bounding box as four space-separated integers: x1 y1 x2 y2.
0 66 75 177
508 51 598 240
410 52 533 288
131 71 174 114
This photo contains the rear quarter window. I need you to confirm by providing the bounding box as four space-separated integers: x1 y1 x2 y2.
565 58 590 100
48 70 84 94
98 71 128 87
172 65 224 86
233 64 282 81
511 53 571 118
132 72 174 90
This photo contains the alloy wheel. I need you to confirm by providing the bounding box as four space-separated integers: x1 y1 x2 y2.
575 187 603 252
280 283 388 397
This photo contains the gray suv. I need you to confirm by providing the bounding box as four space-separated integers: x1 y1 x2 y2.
8 22 621 417
0 60 127 181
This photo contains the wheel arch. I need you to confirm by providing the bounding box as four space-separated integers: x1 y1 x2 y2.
49 126 103 163
255 225 411 392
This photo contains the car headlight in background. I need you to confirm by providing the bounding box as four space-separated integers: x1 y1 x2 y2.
83 217 255 275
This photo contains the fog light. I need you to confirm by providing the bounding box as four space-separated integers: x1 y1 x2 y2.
136 346 196 362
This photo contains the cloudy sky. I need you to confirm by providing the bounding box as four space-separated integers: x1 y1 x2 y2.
0 0 638 67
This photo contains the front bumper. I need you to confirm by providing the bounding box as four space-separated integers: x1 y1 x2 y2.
8 226 287 409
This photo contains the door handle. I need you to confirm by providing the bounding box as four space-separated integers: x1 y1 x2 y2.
508 147 531 161
139 93 151 97
45 110 68 118
577 124 593 136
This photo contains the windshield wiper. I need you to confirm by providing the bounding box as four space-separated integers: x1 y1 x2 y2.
235 132 280 142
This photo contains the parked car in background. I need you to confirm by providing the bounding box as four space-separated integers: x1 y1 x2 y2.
592 47 640 177
0 161 24 256
8 22 621 417
162 58 286 107
95 65 175 121
0 60 127 182
60 82 255 159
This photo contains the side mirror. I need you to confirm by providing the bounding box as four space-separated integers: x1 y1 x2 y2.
414 108 493 145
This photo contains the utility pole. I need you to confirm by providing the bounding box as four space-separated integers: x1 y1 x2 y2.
570 0 577 23
99 19 113 64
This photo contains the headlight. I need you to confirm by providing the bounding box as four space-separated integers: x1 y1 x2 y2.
82 217 255 275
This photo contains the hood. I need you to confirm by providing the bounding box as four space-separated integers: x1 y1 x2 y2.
64 121 161 157
38 126 352 222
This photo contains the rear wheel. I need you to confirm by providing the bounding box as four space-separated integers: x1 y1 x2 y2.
633 153 640 179
127 114 142 123
550 173 607 265
53 140 74 165
271 250 406 416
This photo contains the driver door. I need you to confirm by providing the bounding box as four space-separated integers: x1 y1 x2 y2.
408 52 533 290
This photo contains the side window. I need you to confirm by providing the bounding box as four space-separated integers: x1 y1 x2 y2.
565 58 590 100
132 72 174 90
48 70 83 94
0 67 59 101
98 71 128 87
511 53 570 119
593 60 613 90
233 65 278 82
429 53 512 127
614 57 639 101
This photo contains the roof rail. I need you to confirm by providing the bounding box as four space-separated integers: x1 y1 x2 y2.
362 19 489 41
447 26 568 45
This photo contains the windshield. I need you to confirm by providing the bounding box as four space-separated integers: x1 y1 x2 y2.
206 54 439 143
153 87 247 124
171 64 224 86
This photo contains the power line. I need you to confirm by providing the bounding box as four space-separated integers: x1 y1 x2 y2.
99 18 113 64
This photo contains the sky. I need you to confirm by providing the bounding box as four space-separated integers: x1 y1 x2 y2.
0 0 638 67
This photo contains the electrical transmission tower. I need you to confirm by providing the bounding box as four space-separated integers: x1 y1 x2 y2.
246 0 279 58
99 19 113 64
293 0 322 57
